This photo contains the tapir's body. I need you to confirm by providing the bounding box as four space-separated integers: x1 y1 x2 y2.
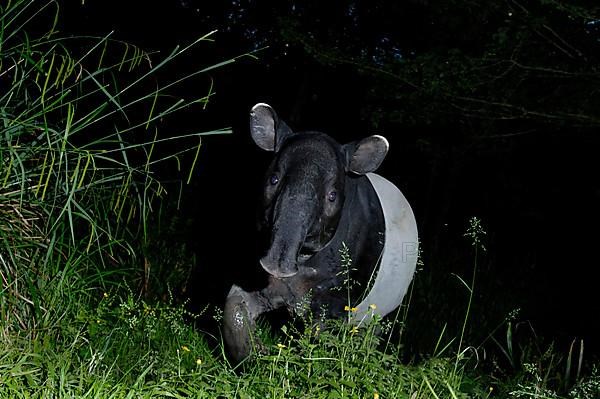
223 104 418 363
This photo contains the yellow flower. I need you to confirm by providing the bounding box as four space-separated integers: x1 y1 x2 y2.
276 343 286 349
350 326 359 334
344 305 358 312
103 292 109 298
374 393 380 399
369 303 377 310
181 345 190 352
196 358 202 365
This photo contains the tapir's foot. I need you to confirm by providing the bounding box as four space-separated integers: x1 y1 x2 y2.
223 285 265 364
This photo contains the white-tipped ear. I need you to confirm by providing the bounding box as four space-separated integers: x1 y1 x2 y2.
344 135 389 175
250 103 276 151
249 103 293 152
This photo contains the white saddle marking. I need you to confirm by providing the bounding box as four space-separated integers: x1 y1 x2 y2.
350 173 419 325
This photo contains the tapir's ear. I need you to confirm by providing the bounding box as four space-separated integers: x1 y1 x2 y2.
249 103 294 152
343 135 389 175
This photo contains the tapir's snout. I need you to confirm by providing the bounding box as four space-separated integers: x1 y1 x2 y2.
260 195 312 279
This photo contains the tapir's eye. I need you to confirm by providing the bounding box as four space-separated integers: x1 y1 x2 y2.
269 174 279 185
327 191 337 202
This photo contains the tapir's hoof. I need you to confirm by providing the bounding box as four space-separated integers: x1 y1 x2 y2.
223 285 263 364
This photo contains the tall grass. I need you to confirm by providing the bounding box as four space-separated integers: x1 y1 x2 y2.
0 0 232 337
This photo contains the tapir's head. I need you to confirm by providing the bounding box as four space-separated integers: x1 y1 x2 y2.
250 103 389 278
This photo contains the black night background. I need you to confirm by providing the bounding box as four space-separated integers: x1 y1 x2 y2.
1 0 599 396
64 0 599 346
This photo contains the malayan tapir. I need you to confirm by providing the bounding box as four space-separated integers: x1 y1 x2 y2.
223 103 418 363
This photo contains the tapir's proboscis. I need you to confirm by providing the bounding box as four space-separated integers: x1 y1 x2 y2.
223 103 418 363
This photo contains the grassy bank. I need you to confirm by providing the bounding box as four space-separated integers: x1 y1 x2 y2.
1 290 598 398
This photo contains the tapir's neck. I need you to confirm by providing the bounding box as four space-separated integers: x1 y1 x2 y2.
343 175 377 214
328 173 386 276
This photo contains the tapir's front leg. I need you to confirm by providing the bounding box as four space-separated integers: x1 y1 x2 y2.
223 278 291 364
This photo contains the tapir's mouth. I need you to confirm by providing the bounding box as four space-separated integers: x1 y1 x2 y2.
298 228 334 262
297 252 312 263
297 239 319 263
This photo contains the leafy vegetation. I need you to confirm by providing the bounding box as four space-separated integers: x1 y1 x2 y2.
1 0 598 398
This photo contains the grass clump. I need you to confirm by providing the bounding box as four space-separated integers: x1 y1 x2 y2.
0 0 231 337
245 315 483 398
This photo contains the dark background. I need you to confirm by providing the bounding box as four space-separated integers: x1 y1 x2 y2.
60 1 599 357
